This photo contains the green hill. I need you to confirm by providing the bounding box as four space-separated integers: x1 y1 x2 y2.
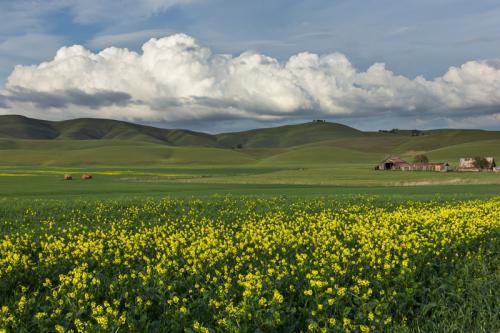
0 139 256 166
0 115 220 147
1 115 500 167
259 145 383 165
215 121 364 148
0 116 369 148
0 115 59 139
425 140 500 165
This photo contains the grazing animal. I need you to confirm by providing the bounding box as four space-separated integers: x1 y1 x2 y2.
63 175 73 180
82 174 93 180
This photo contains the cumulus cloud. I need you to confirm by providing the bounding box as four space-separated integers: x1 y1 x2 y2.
2 33 500 126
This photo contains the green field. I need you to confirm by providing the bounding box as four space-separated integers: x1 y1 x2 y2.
1 116 500 200
1 171 500 202
1 116 500 332
1 118 500 200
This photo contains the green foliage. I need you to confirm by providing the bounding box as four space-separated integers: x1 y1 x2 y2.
413 154 429 163
474 156 491 169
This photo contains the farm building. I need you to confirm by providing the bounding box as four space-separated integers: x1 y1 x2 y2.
458 157 496 171
376 157 411 170
376 157 448 172
411 162 448 172
433 163 449 172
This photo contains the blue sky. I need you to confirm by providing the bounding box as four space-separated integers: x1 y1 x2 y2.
1 0 500 131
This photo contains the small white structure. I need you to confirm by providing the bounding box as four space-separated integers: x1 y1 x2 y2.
458 157 496 171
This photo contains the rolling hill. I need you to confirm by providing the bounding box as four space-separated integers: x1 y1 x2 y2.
1 115 368 148
215 121 364 148
0 115 370 148
1 114 500 166
0 115 220 147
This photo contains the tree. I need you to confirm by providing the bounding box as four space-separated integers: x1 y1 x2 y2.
474 156 490 169
413 154 429 163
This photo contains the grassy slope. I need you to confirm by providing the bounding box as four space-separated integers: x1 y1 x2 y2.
258 146 383 165
2 114 500 154
0 115 221 147
0 139 256 166
1 115 500 190
1 130 500 168
0 115 58 139
215 121 365 148
426 140 500 163
0 116 372 148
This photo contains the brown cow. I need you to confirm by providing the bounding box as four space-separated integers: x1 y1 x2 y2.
63 174 73 180
82 174 93 180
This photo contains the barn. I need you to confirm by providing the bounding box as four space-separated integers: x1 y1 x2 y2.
376 157 448 172
376 157 411 170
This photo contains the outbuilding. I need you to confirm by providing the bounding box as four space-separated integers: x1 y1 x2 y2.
458 157 496 171
376 157 448 172
376 157 411 170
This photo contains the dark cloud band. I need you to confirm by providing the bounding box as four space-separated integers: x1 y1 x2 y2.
4 88 134 109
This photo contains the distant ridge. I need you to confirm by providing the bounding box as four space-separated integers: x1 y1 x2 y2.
216 121 364 148
0 115 219 147
0 115 364 148
1 114 500 150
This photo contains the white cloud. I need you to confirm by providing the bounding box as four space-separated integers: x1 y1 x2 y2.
2 33 500 125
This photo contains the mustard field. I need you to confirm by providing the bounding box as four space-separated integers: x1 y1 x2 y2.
0 197 498 332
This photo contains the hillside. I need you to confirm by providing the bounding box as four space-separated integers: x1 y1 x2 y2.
0 115 373 148
215 121 365 148
0 115 220 147
0 115 59 139
1 115 500 167
1 115 371 148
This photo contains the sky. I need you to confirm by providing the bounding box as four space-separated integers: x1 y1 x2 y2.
1 0 500 132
